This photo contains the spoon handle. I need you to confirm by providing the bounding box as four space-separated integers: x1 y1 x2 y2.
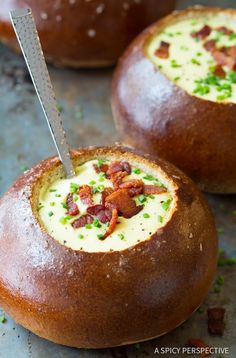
10 8 75 178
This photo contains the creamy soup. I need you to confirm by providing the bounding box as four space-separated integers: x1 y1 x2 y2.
38 159 174 252
147 13 236 103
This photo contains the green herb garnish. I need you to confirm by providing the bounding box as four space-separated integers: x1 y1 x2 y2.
97 159 105 167
70 182 80 193
118 233 125 240
191 58 201 65
50 202 56 207
97 234 104 240
85 224 92 229
0 314 6 324
55 194 61 198
138 194 147 203
162 199 172 211
61 202 68 209
78 234 84 239
158 215 163 223
49 189 57 192
59 215 73 224
170 59 181 68
48 211 54 217
133 168 141 174
93 219 101 228
143 213 150 219
89 180 96 185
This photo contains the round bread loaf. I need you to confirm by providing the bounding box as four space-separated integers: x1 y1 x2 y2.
0 0 175 68
112 7 236 193
0 146 217 348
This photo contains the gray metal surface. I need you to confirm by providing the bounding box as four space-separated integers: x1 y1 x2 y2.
0 1 236 357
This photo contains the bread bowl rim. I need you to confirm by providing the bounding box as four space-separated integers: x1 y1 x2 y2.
26 146 180 255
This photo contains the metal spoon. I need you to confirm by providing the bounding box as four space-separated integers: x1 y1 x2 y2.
10 8 75 178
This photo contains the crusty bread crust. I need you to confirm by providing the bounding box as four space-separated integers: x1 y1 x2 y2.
0 0 175 68
112 6 236 193
0 146 217 348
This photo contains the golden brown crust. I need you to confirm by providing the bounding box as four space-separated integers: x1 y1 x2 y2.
112 6 236 193
0 146 217 348
0 0 175 68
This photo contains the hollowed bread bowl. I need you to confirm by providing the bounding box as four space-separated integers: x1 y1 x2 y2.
0 0 175 68
112 6 236 193
0 146 217 348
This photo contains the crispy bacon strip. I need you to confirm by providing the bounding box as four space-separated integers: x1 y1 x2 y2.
87 204 112 224
119 179 144 189
71 214 93 229
212 50 236 70
107 161 131 176
203 39 216 53
110 171 127 190
128 186 143 197
66 193 79 216
187 338 210 357
226 45 236 60
93 163 109 174
101 187 114 206
207 308 225 336
154 41 170 59
79 185 93 206
216 26 233 35
105 189 143 219
143 185 167 195
191 25 211 39
213 64 225 78
101 209 118 240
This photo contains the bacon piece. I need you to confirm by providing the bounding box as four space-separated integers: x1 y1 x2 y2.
66 193 79 216
107 161 131 176
128 186 143 197
191 25 211 39
187 338 210 357
213 64 225 78
207 307 225 336
101 187 114 206
87 204 104 215
87 204 112 223
79 185 93 206
143 185 167 195
203 39 216 52
93 163 109 174
110 171 127 190
216 26 233 35
154 41 170 59
119 179 143 189
212 50 236 70
102 209 118 240
105 189 143 219
71 214 93 228
226 45 236 60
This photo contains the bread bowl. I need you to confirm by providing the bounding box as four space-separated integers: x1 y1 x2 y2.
112 6 236 193
0 0 175 68
0 146 217 348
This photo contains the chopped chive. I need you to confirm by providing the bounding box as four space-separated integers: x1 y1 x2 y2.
70 182 79 193
93 219 101 228
55 194 61 198
50 202 56 207
85 224 92 229
61 202 68 209
193 84 210 95
143 174 155 181
196 52 202 57
92 187 99 194
97 159 105 167
216 275 224 286
89 180 96 185
133 168 141 174
20 165 29 173
149 195 155 199
49 189 57 192
97 234 104 240
174 76 180 81
143 213 150 219
229 32 236 40
138 194 147 203
158 215 163 223
97 184 105 191
78 234 84 239
161 199 172 211
191 58 201 65
37 204 44 212
0 314 6 324
170 59 181 68
59 215 73 224
118 233 125 240
48 211 54 217
73 194 78 202
98 177 105 182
